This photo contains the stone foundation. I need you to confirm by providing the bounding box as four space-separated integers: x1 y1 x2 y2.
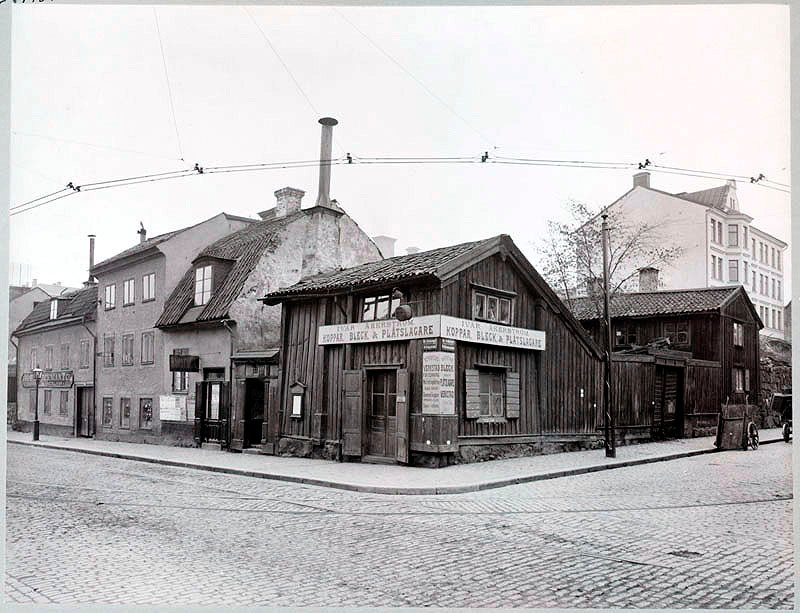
277 437 313 457
455 438 603 465
13 420 73 437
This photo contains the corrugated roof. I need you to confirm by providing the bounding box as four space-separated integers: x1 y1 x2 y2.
265 237 495 298
569 286 741 321
155 211 303 327
15 285 98 334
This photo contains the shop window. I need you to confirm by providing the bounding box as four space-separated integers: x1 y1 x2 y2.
123 279 135 306
60 343 70 370
172 348 189 392
102 397 113 426
80 339 90 368
141 332 154 365
614 325 638 347
465 368 520 422
140 398 153 430
104 284 116 310
142 273 156 302
361 293 401 322
733 322 744 347
103 335 115 367
472 290 513 325
43 390 52 415
59 390 69 416
120 397 131 429
121 334 134 366
194 265 212 306
44 345 53 371
663 321 689 346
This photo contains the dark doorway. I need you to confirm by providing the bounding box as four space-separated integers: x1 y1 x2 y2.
655 365 684 438
244 378 265 448
76 387 94 437
365 370 397 459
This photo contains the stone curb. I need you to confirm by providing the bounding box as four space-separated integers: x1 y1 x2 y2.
7 436 787 496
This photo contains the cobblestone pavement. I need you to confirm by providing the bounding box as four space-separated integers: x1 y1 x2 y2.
4 442 794 608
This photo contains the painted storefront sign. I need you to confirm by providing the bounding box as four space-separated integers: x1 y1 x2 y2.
318 314 545 350
21 371 74 388
422 351 456 415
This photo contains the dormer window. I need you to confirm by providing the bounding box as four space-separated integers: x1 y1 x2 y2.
49 299 58 320
362 293 401 321
472 289 513 325
194 265 212 306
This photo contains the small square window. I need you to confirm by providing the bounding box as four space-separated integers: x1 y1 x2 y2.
472 290 513 325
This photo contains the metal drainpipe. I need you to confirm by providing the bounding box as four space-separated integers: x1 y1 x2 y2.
220 319 235 448
80 316 97 436
9 332 19 426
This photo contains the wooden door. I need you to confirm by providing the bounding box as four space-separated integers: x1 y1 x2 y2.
395 369 409 464
244 378 265 447
366 370 397 458
343 370 363 456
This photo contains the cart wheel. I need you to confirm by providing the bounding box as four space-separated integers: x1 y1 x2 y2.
783 423 791 442
750 432 759 450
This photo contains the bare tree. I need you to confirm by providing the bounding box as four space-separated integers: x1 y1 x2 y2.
537 199 684 318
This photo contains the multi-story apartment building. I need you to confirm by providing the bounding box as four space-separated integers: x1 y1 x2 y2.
90 213 254 444
588 172 788 339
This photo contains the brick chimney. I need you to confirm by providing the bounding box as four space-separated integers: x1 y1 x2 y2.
372 236 396 258
138 222 147 243
638 267 659 292
271 187 305 219
406 247 420 255
633 172 650 188
86 234 96 286
315 117 338 209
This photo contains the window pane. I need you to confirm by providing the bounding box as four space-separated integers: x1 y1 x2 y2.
103 398 113 425
390 297 400 315
479 373 490 393
479 393 490 416
491 373 503 394
492 393 504 417
498 298 510 323
487 296 499 320
372 394 385 416
375 296 389 320
208 384 220 420
387 393 396 417
140 399 153 429
473 293 485 319
362 297 376 321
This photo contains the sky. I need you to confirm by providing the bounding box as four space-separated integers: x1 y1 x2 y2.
8 4 791 293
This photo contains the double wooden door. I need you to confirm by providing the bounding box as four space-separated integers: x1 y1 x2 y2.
343 368 409 463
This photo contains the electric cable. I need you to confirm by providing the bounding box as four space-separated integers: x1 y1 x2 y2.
153 8 185 162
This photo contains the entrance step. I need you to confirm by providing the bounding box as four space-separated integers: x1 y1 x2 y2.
201 442 222 451
242 447 262 455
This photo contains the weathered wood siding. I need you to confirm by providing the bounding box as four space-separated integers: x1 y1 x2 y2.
443 253 603 437
611 356 655 427
720 293 761 402
685 360 723 414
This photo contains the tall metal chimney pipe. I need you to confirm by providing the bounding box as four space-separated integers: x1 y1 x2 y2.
87 234 96 284
315 117 338 208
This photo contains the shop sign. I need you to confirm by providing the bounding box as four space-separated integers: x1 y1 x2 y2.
21 371 74 388
159 395 186 421
441 338 456 353
318 314 545 350
169 354 200 372
318 315 441 345
422 338 439 352
422 352 456 415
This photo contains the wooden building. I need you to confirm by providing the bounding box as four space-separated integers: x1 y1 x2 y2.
569 285 762 439
263 234 605 467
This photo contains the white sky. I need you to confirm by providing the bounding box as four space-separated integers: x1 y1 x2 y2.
9 4 791 293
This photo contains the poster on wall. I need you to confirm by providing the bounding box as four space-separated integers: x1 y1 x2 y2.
159 395 186 421
422 351 456 415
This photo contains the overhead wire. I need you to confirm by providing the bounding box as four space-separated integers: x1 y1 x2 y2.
12 131 183 163
9 154 791 217
153 8 185 162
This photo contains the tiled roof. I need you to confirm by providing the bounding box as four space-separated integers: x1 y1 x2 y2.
155 211 303 327
15 285 98 334
265 237 496 298
674 185 731 209
92 230 182 270
569 286 741 321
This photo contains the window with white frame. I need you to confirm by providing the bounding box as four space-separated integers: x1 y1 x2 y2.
123 279 135 305
710 255 717 280
771 248 776 268
728 224 738 247
777 281 782 301
103 335 115 367
751 238 756 258
142 272 156 302
751 271 756 292
717 258 722 281
104 284 116 310
361 293 401 321
472 290 513 325
141 331 154 365
728 260 738 282
732 367 747 393
743 226 748 248
778 311 782 330
771 278 776 299
663 321 690 346
121 334 134 365
743 261 748 282
102 397 113 426
194 265 212 306
120 397 131 429
49 299 58 320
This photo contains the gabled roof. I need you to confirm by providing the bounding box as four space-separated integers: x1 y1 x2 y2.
264 234 604 359
14 285 98 335
264 237 494 299
569 285 762 328
155 210 305 328
91 213 257 273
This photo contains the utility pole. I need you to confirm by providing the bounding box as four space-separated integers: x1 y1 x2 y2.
601 214 616 458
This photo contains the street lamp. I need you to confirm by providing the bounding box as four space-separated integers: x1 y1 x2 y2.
32 366 43 441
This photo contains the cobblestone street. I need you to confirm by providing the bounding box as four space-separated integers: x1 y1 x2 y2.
4 442 794 609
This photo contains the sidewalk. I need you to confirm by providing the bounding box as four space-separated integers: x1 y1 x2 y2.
6 427 786 495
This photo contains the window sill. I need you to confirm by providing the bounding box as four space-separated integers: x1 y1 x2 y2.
473 317 512 326
171 390 189 395
104 307 115 311
476 417 508 424
123 303 134 308
142 298 156 304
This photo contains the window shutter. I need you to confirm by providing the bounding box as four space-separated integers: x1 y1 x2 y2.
465 369 480 419
343 370 363 456
395 369 410 464
506 372 521 418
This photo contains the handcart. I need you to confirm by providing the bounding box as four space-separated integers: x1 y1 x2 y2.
770 391 792 442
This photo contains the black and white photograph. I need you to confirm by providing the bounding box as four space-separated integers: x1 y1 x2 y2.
2 1 794 610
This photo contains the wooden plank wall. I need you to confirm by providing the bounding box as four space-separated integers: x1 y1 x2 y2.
684 361 723 414
611 358 655 427
720 293 761 402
